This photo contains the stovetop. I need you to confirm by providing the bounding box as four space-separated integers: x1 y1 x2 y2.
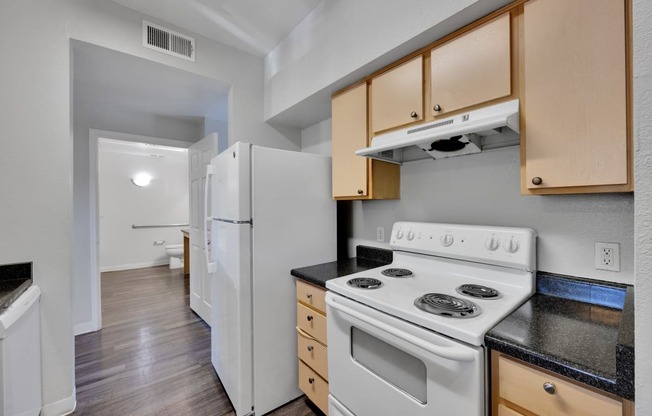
326 222 537 346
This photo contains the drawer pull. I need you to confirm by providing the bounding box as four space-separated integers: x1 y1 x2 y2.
307 315 314 322
532 176 543 185
543 382 556 395
306 293 313 299
307 345 314 352
308 377 315 384
410 111 418 118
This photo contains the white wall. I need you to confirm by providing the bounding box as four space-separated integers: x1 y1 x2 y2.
98 140 188 271
203 117 229 152
301 118 331 156
1 0 300 413
634 0 652 411
349 147 634 284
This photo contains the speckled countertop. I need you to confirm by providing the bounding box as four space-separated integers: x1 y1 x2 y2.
0 262 32 310
290 245 392 288
486 272 634 401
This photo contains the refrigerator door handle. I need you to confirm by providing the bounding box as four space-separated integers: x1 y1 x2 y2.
205 164 217 274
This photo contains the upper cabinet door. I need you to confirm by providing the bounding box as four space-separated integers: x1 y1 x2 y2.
523 0 629 191
332 83 369 198
370 56 423 134
430 13 512 118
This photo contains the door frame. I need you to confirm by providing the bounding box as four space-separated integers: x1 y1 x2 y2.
86 129 192 334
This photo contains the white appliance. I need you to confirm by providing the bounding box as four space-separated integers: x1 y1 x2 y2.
204 142 337 416
326 222 536 416
0 285 42 416
355 99 520 163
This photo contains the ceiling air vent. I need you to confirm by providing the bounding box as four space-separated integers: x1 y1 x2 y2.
142 21 195 62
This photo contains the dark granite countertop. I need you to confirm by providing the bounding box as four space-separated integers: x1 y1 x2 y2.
486 272 634 401
291 245 392 288
0 262 33 310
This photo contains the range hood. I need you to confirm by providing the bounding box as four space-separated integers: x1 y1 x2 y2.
356 99 520 164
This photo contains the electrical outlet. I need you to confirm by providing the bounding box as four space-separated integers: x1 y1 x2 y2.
376 227 385 242
595 242 620 272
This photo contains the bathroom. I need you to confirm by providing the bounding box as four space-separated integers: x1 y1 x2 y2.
98 138 189 273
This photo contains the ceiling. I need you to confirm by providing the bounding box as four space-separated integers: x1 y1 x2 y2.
73 41 230 122
109 0 323 56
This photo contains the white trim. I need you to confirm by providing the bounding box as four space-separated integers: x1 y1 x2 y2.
100 260 169 273
40 393 76 416
73 321 98 336
88 129 192 334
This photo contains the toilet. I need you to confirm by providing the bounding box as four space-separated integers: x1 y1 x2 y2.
164 244 184 269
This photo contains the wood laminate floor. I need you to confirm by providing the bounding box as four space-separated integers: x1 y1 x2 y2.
74 265 323 416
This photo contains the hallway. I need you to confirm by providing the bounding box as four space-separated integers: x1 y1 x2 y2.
74 266 320 415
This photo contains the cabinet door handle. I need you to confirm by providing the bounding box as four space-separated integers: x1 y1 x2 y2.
532 177 543 185
433 104 442 112
308 377 315 384
543 382 556 395
357 189 364 195
410 111 418 118
306 315 313 322
307 345 314 352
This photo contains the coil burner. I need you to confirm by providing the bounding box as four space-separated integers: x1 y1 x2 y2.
381 268 413 278
456 284 501 299
414 293 480 318
347 277 383 290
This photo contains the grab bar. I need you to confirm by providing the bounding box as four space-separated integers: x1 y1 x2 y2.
131 223 189 229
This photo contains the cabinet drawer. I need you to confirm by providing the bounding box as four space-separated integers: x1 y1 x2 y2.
296 280 327 314
498 355 622 416
297 303 327 345
497 403 524 416
299 359 329 415
297 327 328 380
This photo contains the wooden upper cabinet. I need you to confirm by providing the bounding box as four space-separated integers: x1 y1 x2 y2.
370 56 424 134
430 13 512 118
332 83 400 200
522 0 631 193
332 83 369 198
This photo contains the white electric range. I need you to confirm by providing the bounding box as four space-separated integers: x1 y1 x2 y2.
325 222 536 416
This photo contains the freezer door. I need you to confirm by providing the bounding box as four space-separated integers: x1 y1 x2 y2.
211 219 253 416
211 142 251 221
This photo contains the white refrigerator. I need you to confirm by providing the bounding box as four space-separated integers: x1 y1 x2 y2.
204 142 337 416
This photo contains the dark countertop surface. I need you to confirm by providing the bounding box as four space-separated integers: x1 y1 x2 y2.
291 245 392 288
0 262 33 310
486 272 634 401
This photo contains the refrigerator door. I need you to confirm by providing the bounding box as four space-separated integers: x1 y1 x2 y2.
211 142 251 221
250 146 337 414
211 219 253 416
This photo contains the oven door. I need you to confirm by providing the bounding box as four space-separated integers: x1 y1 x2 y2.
326 292 485 416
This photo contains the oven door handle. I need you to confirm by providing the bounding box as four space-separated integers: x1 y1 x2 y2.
327 297 477 362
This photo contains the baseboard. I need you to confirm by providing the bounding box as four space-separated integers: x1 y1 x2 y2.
100 260 168 272
40 393 76 416
74 321 99 336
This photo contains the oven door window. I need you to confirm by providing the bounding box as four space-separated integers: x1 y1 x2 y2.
351 326 427 403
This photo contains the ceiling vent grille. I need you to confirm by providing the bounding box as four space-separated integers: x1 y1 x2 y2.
142 21 195 62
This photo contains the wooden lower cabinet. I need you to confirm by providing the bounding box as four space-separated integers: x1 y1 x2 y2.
296 281 329 414
491 351 634 416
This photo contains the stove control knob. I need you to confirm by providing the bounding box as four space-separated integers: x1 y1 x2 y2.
396 229 404 240
440 233 454 247
407 231 415 241
503 237 519 253
485 236 499 251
